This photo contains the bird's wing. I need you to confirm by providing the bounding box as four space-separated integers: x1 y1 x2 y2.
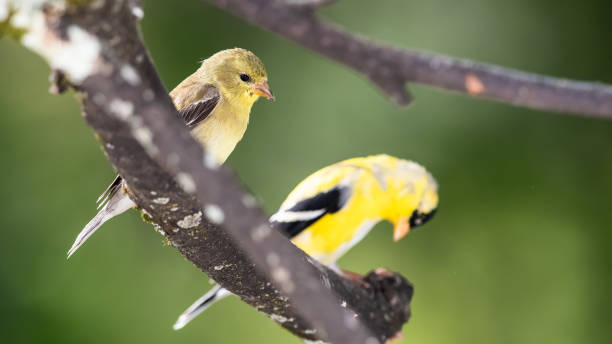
270 185 351 239
176 85 221 129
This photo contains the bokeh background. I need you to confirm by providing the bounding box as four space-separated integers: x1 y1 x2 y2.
1 0 611 343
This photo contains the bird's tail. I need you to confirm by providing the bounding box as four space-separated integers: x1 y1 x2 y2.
173 284 231 330
67 180 135 259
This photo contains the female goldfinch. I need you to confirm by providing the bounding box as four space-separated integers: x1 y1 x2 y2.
173 154 438 329
67 48 274 258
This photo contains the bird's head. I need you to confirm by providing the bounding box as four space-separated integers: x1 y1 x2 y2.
372 155 439 241
204 48 274 107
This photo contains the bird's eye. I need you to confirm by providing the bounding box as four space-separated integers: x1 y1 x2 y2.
239 73 251 82
409 208 437 229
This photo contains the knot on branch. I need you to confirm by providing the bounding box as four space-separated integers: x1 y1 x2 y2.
364 268 413 326
366 48 414 106
368 73 413 105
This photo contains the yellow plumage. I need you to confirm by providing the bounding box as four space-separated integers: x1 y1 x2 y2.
275 154 439 264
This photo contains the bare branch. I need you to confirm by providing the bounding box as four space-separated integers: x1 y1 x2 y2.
7 1 413 343
205 0 612 118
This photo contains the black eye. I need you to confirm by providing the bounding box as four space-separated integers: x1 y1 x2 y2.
239 73 251 82
409 208 437 229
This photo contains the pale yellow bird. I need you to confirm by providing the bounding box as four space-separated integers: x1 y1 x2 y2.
67 48 274 258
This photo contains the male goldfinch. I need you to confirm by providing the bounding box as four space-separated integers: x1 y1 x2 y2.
173 154 438 329
67 48 274 258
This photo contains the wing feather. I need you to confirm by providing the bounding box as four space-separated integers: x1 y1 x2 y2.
177 86 220 129
270 186 350 238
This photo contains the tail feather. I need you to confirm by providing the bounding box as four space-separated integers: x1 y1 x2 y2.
67 186 135 259
173 285 231 330
96 175 123 209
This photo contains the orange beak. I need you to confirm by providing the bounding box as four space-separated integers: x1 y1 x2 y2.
253 81 275 100
393 217 410 242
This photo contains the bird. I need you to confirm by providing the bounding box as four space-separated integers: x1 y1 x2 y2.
173 154 439 330
67 48 274 258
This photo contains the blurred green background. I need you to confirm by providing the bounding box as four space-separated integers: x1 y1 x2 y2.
1 0 611 343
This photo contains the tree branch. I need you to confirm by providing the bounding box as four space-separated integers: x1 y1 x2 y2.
6 1 413 343
206 0 612 118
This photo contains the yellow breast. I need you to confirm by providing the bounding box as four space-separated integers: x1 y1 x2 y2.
190 99 250 165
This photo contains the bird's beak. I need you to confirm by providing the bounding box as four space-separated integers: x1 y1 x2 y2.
253 81 275 100
393 217 410 242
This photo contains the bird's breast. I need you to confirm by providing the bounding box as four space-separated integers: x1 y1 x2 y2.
293 218 380 266
191 102 250 164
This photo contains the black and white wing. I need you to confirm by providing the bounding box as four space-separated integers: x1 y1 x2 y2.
177 86 220 129
269 186 351 239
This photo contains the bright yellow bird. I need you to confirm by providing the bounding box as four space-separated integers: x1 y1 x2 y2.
173 154 439 329
67 48 274 258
